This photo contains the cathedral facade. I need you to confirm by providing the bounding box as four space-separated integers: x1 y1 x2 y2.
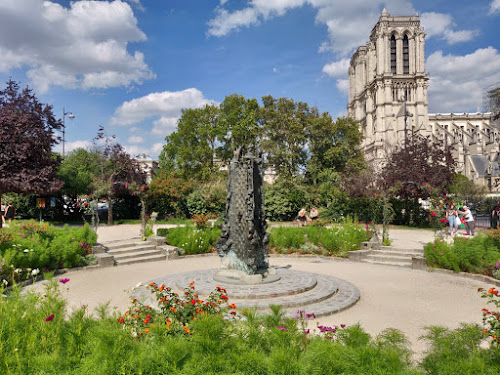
347 9 500 192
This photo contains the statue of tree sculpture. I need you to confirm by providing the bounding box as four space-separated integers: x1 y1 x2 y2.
216 145 270 279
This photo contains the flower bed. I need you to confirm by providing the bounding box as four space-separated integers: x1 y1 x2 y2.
269 223 373 257
0 221 97 286
424 231 500 277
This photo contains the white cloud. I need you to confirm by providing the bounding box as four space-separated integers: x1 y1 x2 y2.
152 117 179 136
128 136 144 144
208 0 414 56
152 143 164 155
53 140 92 154
0 0 154 93
490 0 500 14
420 12 479 44
322 58 349 78
336 79 349 96
426 47 500 113
111 88 215 126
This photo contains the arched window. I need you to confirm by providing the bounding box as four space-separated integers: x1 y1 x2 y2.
403 34 409 74
390 35 396 73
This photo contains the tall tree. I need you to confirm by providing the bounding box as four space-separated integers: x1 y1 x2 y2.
306 115 365 184
219 94 261 151
0 79 63 227
160 104 228 180
58 148 100 196
260 96 310 182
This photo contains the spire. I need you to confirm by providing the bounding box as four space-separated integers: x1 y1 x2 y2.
381 8 388 17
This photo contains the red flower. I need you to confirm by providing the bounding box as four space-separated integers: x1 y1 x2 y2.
45 314 55 322
191 299 196 305
430 211 436 217
118 317 125 323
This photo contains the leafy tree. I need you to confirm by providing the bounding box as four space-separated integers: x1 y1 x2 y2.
447 173 488 205
0 79 63 227
381 133 456 199
58 148 100 196
219 94 261 151
160 104 228 179
91 127 146 225
306 115 365 184
260 96 310 183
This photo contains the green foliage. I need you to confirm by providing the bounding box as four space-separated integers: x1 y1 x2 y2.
58 148 100 196
447 173 488 204
148 172 195 219
160 104 228 179
265 183 308 222
424 235 500 274
269 227 306 249
186 178 226 217
269 223 372 257
3 280 500 374
420 324 500 375
0 222 96 284
164 225 221 255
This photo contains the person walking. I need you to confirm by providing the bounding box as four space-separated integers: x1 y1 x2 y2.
491 201 500 229
4 202 15 224
446 202 459 236
462 205 475 236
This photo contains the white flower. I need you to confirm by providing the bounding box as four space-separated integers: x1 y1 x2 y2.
24 249 29 253
32 269 40 276
2 280 8 286
27 268 31 272
14 268 22 273
135 282 143 288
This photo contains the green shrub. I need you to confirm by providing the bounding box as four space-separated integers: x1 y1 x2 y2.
424 235 500 274
164 225 221 255
265 184 308 222
269 227 306 249
0 222 96 285
269 224 371 256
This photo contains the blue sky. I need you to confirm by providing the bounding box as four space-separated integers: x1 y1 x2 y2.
1 0 499 159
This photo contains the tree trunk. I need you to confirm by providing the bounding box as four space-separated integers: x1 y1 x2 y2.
107 197 114 225
141 197 146 238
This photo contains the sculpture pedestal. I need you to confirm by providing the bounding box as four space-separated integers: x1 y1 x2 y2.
214 267 280 285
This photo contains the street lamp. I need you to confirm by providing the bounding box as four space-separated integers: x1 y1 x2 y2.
62 107 75 157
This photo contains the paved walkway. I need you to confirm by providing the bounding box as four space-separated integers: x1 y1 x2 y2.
27 224 496 359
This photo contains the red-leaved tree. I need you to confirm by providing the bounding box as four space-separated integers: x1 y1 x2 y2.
0 80 63 228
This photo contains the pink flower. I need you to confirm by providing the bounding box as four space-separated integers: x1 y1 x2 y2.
59 278 70 284
45 314 54 322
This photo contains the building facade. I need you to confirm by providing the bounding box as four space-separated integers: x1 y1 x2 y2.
347 9 500 192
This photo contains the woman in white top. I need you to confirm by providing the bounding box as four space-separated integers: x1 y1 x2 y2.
462 206 475 236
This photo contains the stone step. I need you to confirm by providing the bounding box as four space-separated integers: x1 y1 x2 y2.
105 240 144 250
365 253 414 263
360 259 412 268
282 281 360 318
378 246 424 254
131 269 360 318
108 245 157 256
113 249 164 262
370 249 423 257
235 277 338 310
115 253 167 266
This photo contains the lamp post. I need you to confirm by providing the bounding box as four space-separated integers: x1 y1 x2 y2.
62 107 75 157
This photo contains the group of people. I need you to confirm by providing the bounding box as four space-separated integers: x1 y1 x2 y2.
1 202 15 225
297 207 319 226
445 202 475 237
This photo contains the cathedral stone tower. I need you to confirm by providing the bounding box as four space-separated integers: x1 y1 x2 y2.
347 9 430 164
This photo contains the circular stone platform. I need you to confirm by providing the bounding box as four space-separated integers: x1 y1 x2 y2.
132 268 360 317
